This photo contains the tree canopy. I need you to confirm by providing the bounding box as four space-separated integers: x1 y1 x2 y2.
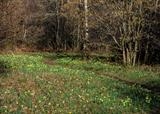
0 0 160 65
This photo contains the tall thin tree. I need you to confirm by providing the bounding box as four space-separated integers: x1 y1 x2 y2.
83 0 89 51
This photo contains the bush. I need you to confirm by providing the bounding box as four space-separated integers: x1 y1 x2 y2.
0 60 11 75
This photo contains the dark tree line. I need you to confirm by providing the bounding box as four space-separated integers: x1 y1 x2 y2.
0 0 160 65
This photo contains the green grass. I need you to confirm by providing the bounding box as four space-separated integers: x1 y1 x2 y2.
0 53 160 114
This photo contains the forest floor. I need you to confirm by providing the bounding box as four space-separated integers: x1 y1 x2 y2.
0 53 160 114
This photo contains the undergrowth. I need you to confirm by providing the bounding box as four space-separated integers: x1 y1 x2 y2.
0 53 160 114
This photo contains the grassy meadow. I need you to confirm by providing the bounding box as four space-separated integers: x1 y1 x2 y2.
0 53 160 114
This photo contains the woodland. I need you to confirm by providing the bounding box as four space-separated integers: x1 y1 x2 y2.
0 0 160 114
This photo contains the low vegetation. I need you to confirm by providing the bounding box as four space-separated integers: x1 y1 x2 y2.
0 53 160 114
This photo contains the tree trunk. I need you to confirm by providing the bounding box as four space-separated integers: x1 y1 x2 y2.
122 43 127 65
133 40 138 66
56 0 60 50
84 0 88 51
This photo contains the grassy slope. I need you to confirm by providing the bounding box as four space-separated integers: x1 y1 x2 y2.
0 53 160 114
